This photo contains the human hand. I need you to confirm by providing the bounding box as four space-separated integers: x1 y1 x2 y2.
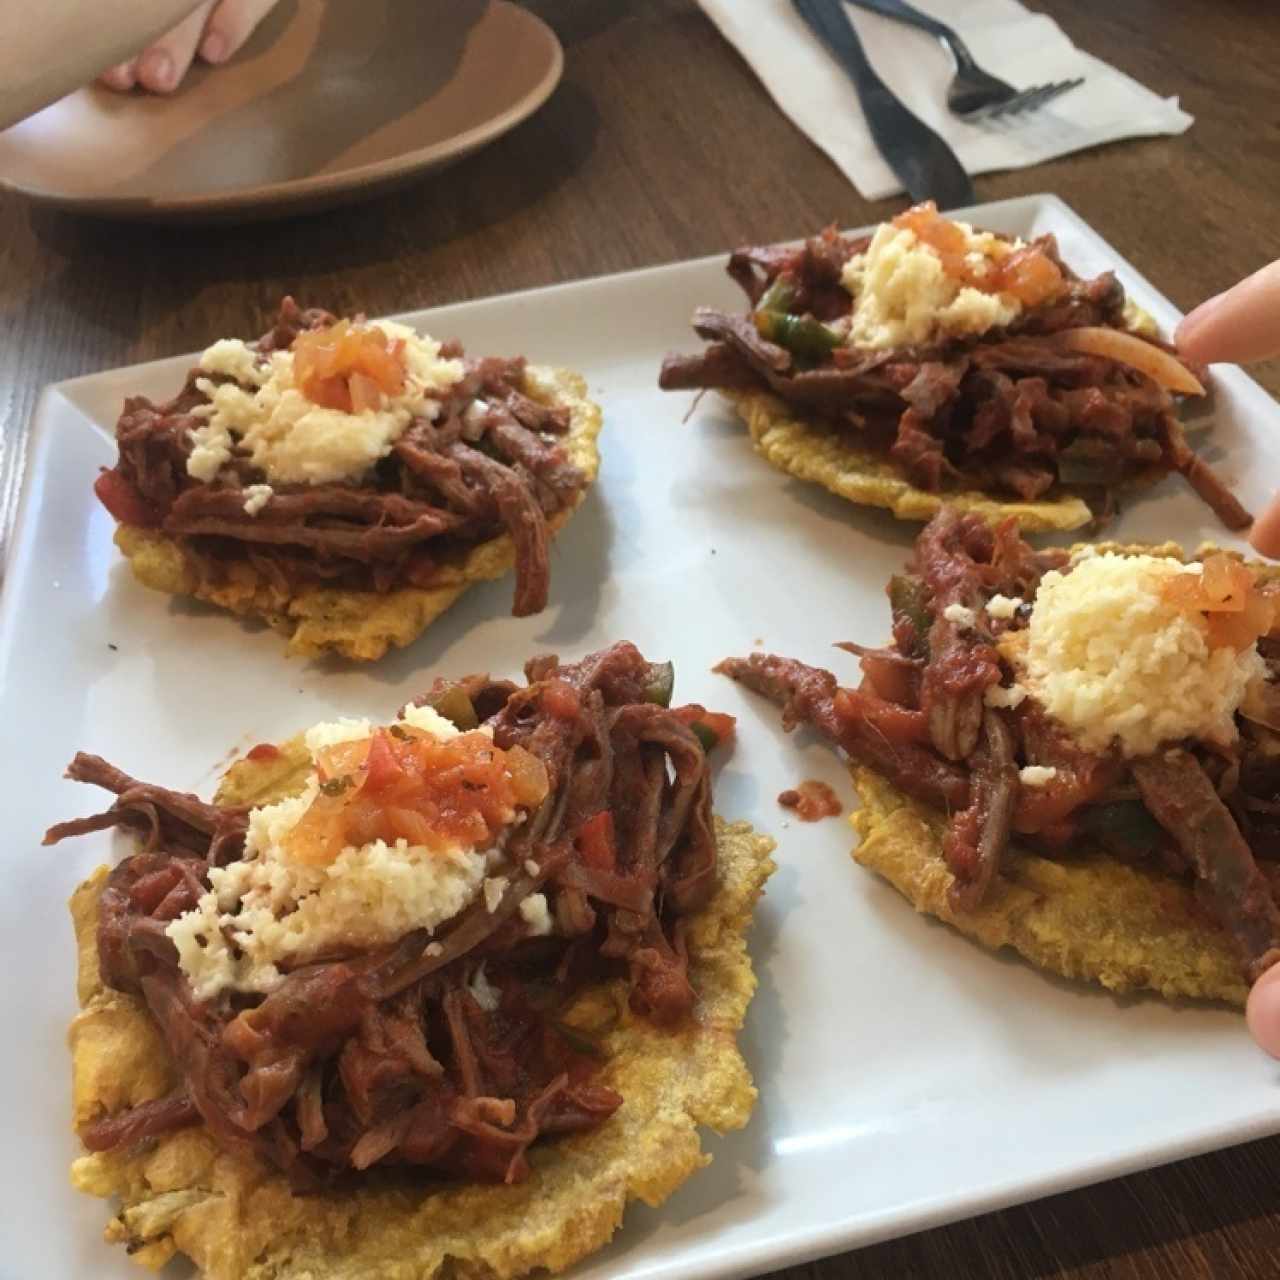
1176 261 1280 559
98 0 279 94
1182 262 1280 1051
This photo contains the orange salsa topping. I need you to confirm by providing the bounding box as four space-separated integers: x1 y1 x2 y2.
292 320 408 414
1162 553 1280 651
287 725 549 866
892 201 1065 308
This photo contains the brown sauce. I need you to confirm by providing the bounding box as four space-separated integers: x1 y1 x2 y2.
778 780 842 821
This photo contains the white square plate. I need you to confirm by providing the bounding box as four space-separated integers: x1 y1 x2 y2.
5 195 1280 1280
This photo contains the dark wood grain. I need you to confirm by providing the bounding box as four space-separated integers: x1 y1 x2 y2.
3 1 1280 1276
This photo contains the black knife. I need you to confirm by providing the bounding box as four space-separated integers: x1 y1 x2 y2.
792 0 975 210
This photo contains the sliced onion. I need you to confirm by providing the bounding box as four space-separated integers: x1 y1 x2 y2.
1058 327 1205 396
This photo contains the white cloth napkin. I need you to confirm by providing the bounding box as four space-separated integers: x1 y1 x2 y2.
697 0 1192 201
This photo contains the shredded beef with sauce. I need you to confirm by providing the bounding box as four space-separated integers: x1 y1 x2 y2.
661 225 1246 528
719 508 1280 982
47 643 728 1186
94 298 589 617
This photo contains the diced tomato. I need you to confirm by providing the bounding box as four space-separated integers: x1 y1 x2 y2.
891 200 1063 305
673 704 737 750
287 726 551 865
576 812 616 871
348 371 384 414
293 319 408 414
246 743 281 762
362 729 405 792
1163 553 1275 650
93 468 160 527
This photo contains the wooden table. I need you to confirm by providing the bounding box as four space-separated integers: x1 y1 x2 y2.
3 1 1280 1276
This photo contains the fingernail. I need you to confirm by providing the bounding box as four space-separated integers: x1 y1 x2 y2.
1246 967 1280 1058
140 49 176 92
200 33 227 64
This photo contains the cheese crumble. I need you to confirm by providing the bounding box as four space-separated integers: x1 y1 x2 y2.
841 221 1023 350
1019 765 1058 787
167 708 493 1001
1022 554 1265 757
985 682 1027 709
986 594 1023 620
241 483 273 516
186 321 464 486
943 603 977 628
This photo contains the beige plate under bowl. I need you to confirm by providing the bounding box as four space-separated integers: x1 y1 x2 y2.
0 0 562 222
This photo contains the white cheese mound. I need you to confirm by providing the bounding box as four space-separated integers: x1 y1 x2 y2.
185 323 465 486
167 711 480 1000
943 602 977 627
1022 554 1265 757
986 593 1023 620
841 221 1023 350
1019 765 1058 787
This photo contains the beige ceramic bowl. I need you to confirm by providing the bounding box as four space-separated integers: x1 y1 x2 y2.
0 0 563 221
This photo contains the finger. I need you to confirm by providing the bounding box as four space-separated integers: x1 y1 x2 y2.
98 61 140 92
198 0 280 65
1246 960 1280 1058
1176 260 1280 367
1248 493 1280 559
135 0 217 93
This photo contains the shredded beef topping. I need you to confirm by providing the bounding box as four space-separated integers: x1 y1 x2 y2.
94 297 589 617
661 226 1246 528
720 508 1280 981
47 644 725 1187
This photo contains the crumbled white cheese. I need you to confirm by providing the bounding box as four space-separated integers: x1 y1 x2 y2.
185 321 465 486
399 703 463 740
425 942 444 958
186 420 234 482
984 682 1028 709
524 859 541 878
199 338 271 386
1018 765 1058 787
986 594 1023 620
842 221 1023 350
943 603 977 628
1022 554 1265 757
167 714 486 1000
468 963 501 1012
519 893 553 936
304 718 373 753
483 876 508 913
241 483 273 516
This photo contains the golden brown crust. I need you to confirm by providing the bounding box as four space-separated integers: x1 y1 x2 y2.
114 365 603 662
67 743 776 1278
847 537 1268 1018
849 535 1265 1005
728 388 1131 533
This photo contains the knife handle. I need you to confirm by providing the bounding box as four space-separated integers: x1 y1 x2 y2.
794 0 877 79
847 0 951 42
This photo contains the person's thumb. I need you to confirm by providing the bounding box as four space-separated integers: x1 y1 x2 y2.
1176 260 1280 367
1246 960 1280 1057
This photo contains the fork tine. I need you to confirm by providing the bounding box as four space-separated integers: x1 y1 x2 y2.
987 78 1083 119
989 83 1056 118
1032 77 1084 110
